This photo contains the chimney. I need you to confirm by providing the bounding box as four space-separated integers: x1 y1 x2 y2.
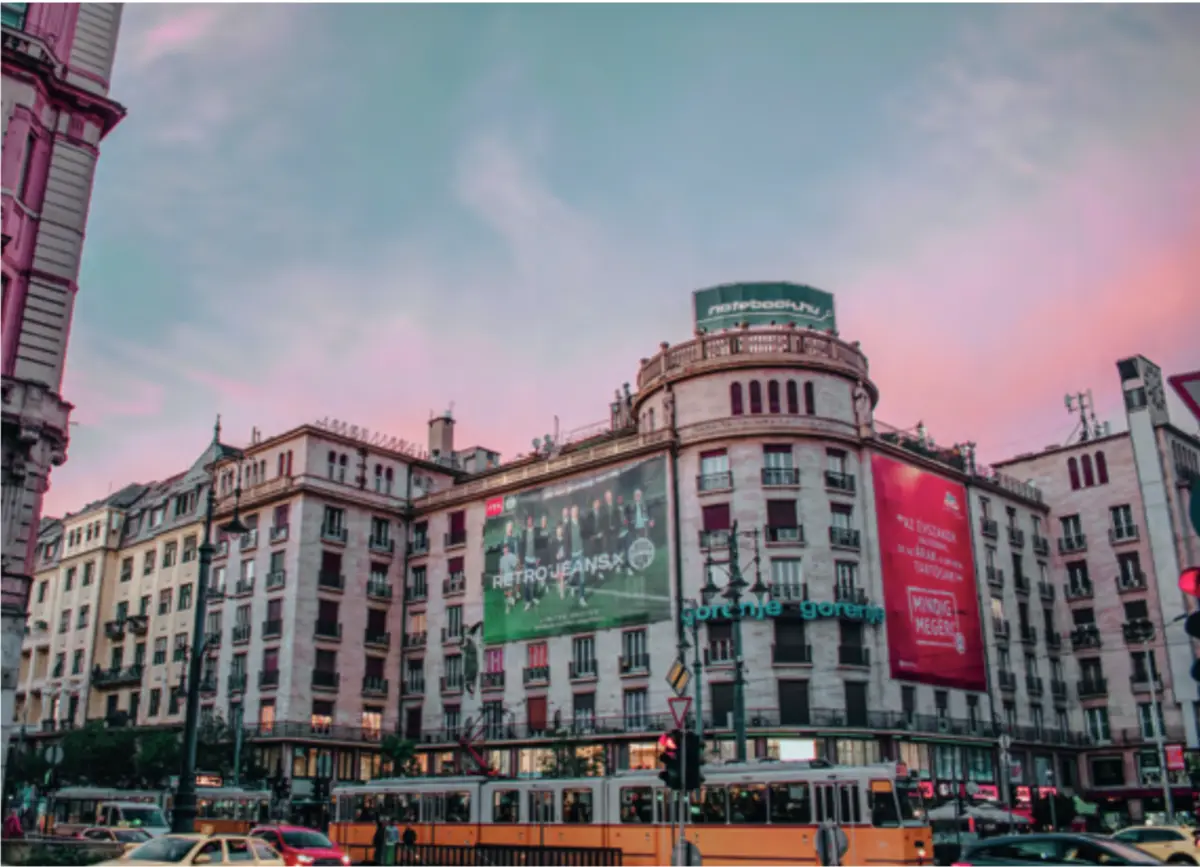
428 410 455 462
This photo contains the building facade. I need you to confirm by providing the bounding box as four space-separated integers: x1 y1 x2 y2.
1 1 125 788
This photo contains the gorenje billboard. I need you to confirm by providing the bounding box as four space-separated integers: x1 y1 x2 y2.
692 282 836 333
482 456 672 644
872 453 987 691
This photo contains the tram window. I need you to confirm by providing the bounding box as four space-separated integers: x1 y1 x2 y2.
529 790 555 824
563 789 593 824
840 785 862 824
445 792 471 823
728 784 767 824
768 782 812 824
814 785 836 822
421 793 444 823
869 788 902 828
619 787 654 824
656 789 678 825
493 790 520 823
396 793 419 823
689 786 728 824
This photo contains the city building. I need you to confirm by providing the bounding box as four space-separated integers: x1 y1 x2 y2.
994 355 1200 817
1 1 126 787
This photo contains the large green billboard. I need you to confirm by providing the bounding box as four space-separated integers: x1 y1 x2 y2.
693 282 836 333
482 456 672 644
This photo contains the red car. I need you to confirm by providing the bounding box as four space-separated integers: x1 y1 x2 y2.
249 825 351 866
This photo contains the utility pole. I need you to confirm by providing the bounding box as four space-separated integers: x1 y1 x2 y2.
690 617 704 747
1144 635 1175 822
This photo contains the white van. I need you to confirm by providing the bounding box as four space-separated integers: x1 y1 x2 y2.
96 801 171 837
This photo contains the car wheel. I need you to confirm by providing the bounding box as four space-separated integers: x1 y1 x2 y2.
1166 856 1197 865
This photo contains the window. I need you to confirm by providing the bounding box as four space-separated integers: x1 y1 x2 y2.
182 536 197 562
1095 451 1109 484
158 589 173 615
142 552 154 575
139 594 151 616
730 383 744 416
1111 504 1135 535
786 380 799 414
162 541 177 568
119 558 133 582
64 567 75 591
77 605 89 628
16 131 36 200
370 516 390 546
72 650 84 674
59 609 71 633
1081 453 1096 487
327 450 337 479
1138 703 1166 739
1084 706 1110 742
623 688 648 730
767 380 781 413
149 689 161 717
178 584 193 611
82 562 94 586
116 600 129 621
323 506 345 537
153 637 167 666
803 381 815 415
37 581 46 603
1067 457 1080 490
1060 514 1083 539
770 558 803 599
173 633 188 662
52 653 64 677
748 381 763 414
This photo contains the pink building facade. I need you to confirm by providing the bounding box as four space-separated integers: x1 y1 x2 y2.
1 1 124 788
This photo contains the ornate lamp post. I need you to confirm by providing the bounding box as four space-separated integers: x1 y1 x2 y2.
172 418 247 833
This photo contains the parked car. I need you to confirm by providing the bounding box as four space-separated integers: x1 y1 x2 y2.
79 826 152 850
249 824 352 866
954 832 1164 865
1112 826 1200 865
98 833 284 865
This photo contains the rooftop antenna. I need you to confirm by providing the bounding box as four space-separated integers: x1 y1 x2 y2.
1064 390 1101 443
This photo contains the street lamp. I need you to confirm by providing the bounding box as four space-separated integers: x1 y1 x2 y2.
686 521 767 764
172 417 247 833
1127 618 1175 823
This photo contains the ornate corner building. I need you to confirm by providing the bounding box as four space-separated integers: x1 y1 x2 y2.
1 1 125 787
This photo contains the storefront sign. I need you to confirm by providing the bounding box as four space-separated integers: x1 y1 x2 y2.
682 598 885 627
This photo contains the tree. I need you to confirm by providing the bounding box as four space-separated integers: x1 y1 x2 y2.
380 735 420 777
135 730 181 788
58 722 138 786
539 733 606 779
4 745 50 796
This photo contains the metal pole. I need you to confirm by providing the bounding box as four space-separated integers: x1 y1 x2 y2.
231 704 244 789
1147 647 1174 822
729 525 747 764
691 618 704 747
1046 770 1058 830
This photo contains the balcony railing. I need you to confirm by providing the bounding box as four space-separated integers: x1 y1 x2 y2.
312 670 340 690
362 676 388 696
443 573 466 596
445 530 467 549
365 630 391 648
1038 582 1055 602
1109 524 1139 544
240 529 258 551
104 619 126 640
619 654 650 675
1077 678 1107 699
1070 625 1101 650
834 585 868 606
234 578 254 597
1064 581 1094 601
1131 675 1163 693
481 671 505 690
770 582 808 603
1058 534 1087 555
318 571 344 592
1025 675 1044 696
228 673 248 693
408 537 430 556
987 568 1004 590
367 580 393 601
404 585 427 603
441 627 463 645
993 618 1010 641
997 670 1017 691
269 524 289 543
825 471 856 494
569 659 597 679
440 675 464 693
91 664 143 687
1122 618 1154 644
259 669 279 689
1117 572 1147 593
772 643 812 664
1019 626 1037 645
523 665 550 686
699 529 731 550
1032 534 1050 557
980 518 999 539
829 527 861 550
761 467 800 487
369 537 395 555
265 570 286 591
1007 527 1025 548
765 525 805 545
232 623 251 644
838 645 869 667
1013 573 1031 595
322 525 348 544
199 675 218 694
315 620 342 641
1045 631 1062 651
403 631 427 648
1051 679 1067 701
697 471 733 492
405 677 425 695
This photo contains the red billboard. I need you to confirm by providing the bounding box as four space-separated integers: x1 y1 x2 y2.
872 454 987 691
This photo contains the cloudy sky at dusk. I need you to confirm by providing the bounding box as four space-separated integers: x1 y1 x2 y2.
48 3 1200 515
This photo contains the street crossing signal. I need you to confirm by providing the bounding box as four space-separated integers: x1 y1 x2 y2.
1182 567 1200 684
658 731 682 790
682 730 705 791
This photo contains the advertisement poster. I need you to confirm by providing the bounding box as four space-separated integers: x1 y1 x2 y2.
872 454 987 691
482 456 672 644
692 282 837 333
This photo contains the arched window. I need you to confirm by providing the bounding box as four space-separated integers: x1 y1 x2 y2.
786 381 799 414
1081 454 1095 487
285 451 294 476
259 460 266 481
803 382 815 415
277 454 285 476
374 464 383 492
1067 457 1080 490
730 383 744 416
327 450 337 479
648 408 656 431
1095 451 1109 485
767 380 781 414
338 453 348 483
749 381 763 414
385 466 394 494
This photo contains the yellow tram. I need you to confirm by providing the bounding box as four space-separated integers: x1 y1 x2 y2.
330 760 931 866
47 785 271 836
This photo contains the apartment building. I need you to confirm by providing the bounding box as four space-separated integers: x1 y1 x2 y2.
996 354 1200 818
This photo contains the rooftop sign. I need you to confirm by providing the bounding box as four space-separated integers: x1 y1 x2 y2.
313 417 428 460
693 282 837 334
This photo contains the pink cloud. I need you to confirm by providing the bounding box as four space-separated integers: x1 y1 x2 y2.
127 6 222 71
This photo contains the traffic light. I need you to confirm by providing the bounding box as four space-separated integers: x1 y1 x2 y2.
658 731 681 790
1182 567 1200 684
682 730 705 791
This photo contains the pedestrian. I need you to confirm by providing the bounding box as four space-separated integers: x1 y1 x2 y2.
372 816 387 866
384 818 400 866
3 809 23 839
402 826 417 848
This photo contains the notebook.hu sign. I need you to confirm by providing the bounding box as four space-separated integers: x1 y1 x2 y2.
682 598 885 626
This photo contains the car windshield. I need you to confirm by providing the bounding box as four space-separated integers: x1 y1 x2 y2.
115 830 152 842
282 830 334 848
1097 838 1168 863
126 837 198 863
121 807 169 827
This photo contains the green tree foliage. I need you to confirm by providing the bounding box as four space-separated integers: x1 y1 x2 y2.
539 734 605 779
58 722 140 786
3 746 50 796
380 735 420 777
134 730 181 788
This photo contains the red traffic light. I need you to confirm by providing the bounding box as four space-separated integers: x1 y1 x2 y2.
658 733 678 754
1180 567 1200 599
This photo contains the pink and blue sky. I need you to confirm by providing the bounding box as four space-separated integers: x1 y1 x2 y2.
47 4 1200 515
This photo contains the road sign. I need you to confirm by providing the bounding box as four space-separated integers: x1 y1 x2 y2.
1169 371 1200 424
666 659 691 696
669 696 692 730
1165 744 1185 772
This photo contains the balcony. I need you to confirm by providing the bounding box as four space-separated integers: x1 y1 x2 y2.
523 665 550 686
1019 626 1037 646
993 618 1010 641
1070 625 1101 650
1025 675 1044 696
765 525 805 545
369 537 395 556
1032 534 1050 557
761 467 800 487
1131 675 1163 693
697 471 733 493
216 540 230 558
1051 679 1067 701
322 525 348 544
1013 573 1031 595
234 578 254 597
829 527 861 550
838 645 870 667
104 619 126 640
569 659 597 680
1109 524 1139 545
1117 572 1147 594
620 654 650 675
262 619 282 639
986 567 1004 591
405 677 425 695
980 518 999 540
240 530 259 551
315 620 342 641
312 670 340 691
265 570 286 591
1058 534 1087 555
404 584 427 603
92 664 143 687
834 585 869 606
228 673 248 693
440 675 463 694
199 675 218 694
441 626 463 646
1045 631 1062 651
772 643 813 665
769 582 808 603
1064 581 1094 602
361 580 391 602
318 571 344 592
825 471 856 495
1038 582 1055 603
1122 618 1154 644
232 624 252 644
403 631 427 648
1007 527 1026 549
365 630 391 649
259 669 279 689
444 530 467 549
699 529 731 550
997 670 1017 692
269 524 289 544
443 573 466 596
408 537 430 556
362 676 388 696
1077 678 1107 700
481 671 505 690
